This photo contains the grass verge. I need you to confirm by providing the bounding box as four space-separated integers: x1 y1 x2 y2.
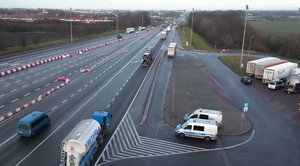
218 55 258 75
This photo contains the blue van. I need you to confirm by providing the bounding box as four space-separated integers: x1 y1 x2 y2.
17 111 50 137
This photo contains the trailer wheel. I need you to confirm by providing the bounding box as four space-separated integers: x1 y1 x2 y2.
204 136 211 141
179 133 185 138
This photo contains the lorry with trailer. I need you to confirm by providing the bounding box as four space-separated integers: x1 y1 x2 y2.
60 110 111 166
167 43 177 58
285 75 300 94
141 49 153 67
246 57 280 76
160 31 167 40
126 27 135 33
262 62 298 83
254 59 288 79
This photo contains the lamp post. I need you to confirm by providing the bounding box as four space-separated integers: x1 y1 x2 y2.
190 8 194 46
240 5 249 68
70 7 73 43
247 36 254 56
116 10 119 34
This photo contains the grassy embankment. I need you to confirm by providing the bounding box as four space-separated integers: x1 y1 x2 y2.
176 26 215 52
0 30 120 57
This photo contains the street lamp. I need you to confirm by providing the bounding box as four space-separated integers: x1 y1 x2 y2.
240 5 249 68
70 7 73 43
190 8 194 46
247 36 254 56
116 10 119 34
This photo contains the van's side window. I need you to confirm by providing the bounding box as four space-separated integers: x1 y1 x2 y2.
199 114 209 119
31 117 44 128
193 126 204 131
190 114 198 118
184 125 192 130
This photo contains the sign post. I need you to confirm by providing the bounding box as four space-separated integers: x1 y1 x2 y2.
240 102 248 131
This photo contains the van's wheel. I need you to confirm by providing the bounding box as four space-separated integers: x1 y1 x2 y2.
204 136 211 141
179 133 185 138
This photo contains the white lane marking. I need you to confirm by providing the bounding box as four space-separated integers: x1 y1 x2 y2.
42 70 48 73
10 89 17 93
24 93 30 97
44 83 50 87
0 105 4 109
22 84 29 88
15 80 21 83
11 98 19 103
84 84 88 88
51 106 58 111
25 76 31 79
0 79 4 83
0 134 17 148
34 73 39 76
4 84 10 87
68 73 72 76
32 80 38 83
0 94 5 98
50 73 54 76
61 99 67 104
41 77 47 80
70 94 75 98
35 88 41 92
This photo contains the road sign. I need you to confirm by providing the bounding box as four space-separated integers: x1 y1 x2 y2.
243 102 248 112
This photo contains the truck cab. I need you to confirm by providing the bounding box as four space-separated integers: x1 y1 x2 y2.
92 110 112 130
268 79 285 90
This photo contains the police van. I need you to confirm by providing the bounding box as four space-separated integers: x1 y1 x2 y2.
175 118 218 141
17 111 50 137
184 108 223 127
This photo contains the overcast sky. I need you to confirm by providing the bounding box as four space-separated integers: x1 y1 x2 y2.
1 0 299 11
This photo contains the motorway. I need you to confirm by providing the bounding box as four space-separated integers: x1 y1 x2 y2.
0 29 163 165
0 24 300 166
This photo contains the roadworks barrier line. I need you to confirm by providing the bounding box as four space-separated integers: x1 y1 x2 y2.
0 54 72 77
0 79 70 123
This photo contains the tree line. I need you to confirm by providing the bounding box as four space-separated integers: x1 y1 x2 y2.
187 11 300 60
0 11 151 51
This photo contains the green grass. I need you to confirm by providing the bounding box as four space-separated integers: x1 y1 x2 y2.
176 26 215 51
249 20 300 37
218 55 258 75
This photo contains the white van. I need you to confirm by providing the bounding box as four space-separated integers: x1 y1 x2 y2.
184 108 223 127
175 118 218 141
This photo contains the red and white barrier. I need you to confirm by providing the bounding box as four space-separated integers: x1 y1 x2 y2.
0 54 72 77
0 78 70 123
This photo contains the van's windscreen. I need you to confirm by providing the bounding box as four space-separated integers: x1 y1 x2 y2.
18 124 29 130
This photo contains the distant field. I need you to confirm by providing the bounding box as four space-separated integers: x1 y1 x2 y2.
249 20 300 37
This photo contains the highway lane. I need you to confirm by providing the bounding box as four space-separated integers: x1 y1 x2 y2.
0 32 153 115
0 30 162 165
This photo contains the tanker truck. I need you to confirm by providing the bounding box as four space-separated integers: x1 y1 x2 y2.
59 110 111 166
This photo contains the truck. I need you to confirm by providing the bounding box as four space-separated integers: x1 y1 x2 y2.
160 31 167 40
167 43 177 58
285 75 300 94
126 27 135 33
60 111 112 166
166 25 171 32
254 59 288 79
262 62 298 83
246 57 280 76
141 49 153 67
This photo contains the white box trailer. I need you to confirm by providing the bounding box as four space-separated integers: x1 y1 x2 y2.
167 43 177 57
254 59 288 78
262 62 298 83
246 57 280 76
160 31 167 40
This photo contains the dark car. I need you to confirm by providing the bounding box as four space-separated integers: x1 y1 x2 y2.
241 76 252 84
117 34 122 39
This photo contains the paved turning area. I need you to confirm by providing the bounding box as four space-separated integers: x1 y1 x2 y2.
164 55 251 135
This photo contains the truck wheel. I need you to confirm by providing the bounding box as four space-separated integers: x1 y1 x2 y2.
179 133 185 138
204 136 211 141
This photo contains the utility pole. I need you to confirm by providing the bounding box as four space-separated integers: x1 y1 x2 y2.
189 8 194 46
240 5 249 68
70 7 73 43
